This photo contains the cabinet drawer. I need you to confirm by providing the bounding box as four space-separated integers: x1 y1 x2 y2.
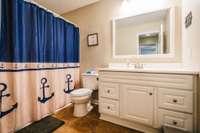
99 98 119 117
158 88 193 113
99 83 119 99
158 109 193 132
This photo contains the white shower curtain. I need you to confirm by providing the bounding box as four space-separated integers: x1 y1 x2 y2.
0 63 80 133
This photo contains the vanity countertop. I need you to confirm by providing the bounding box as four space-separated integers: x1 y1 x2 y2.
98 68 199 75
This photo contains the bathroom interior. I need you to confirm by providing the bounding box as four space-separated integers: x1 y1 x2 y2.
0 0 200 133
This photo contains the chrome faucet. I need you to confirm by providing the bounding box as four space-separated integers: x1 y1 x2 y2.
126 59 131 68
134 63 144 69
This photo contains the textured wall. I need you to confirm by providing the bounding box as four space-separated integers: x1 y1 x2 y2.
181 0 200 131
182 0 200 70
62 0 181 73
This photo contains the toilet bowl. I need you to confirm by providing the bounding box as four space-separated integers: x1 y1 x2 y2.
71 88 92 117
70 72 98 117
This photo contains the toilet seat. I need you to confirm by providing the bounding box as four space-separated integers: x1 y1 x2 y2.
71 88 92 97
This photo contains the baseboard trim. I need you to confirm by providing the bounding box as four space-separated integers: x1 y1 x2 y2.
55 103 72 113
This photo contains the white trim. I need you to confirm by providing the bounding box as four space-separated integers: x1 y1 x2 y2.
112 7 177 59
23 0 78 27
54 103 72 113
169 7 176 57
160 24 164 54
112 19 116 58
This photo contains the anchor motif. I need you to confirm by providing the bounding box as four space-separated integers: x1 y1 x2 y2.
38 78 54 103
0 83 18 118
64 74 74 94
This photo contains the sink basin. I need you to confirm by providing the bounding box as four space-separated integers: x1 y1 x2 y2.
108 63 183 70
100 63 199 75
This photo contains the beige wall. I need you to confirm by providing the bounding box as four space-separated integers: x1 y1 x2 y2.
182 0 200 70
62 0 181 73
181 0 200 131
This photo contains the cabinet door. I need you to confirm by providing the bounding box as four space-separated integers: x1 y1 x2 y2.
120 85 154 126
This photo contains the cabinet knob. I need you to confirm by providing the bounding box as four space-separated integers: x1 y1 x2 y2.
173 121 177 125
107 106 110 109
173 99 177 103
149 92 153 96
107 90 110 93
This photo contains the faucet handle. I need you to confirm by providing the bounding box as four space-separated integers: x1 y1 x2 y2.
139 64 144 69
134 64 139 69
134 63 144 69
126 59 131 68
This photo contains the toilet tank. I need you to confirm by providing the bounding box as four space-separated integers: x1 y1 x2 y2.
81 73 98 90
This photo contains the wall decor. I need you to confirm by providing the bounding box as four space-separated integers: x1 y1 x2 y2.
87 33 98 46
185 11 192 28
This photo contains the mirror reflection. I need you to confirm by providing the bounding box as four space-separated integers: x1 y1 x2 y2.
114 9 171 56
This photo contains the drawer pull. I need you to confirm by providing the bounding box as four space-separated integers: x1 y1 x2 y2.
107 90 110 93
149 92 153 96
173 121 177 125
173 99 177 103
107 106 110 109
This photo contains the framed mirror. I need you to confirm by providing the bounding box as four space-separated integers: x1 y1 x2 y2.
113 7 177 58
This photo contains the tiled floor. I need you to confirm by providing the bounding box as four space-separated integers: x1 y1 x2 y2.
53 105 142 133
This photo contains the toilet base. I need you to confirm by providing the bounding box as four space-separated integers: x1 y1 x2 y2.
74 103 88 117
73 101 93 117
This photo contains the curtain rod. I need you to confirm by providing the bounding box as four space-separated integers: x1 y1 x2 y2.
24 0 78 27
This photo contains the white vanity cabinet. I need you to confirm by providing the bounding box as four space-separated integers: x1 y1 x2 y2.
120 85 154 126
98 69 198 133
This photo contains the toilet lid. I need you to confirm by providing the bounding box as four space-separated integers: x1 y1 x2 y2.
71 88 92 97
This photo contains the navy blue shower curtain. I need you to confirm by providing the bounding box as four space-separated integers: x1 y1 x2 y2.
0 0 79 63
0 1 80 133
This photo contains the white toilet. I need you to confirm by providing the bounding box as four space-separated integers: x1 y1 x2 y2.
70 72 98 117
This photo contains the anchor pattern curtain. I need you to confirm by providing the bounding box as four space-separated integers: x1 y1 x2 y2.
0 0 80 133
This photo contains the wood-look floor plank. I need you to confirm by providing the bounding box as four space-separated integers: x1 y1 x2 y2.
53 105 142 133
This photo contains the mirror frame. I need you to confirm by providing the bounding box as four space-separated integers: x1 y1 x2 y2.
112 7 177 59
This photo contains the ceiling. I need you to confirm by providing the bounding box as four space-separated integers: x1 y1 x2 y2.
34 0 100 14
